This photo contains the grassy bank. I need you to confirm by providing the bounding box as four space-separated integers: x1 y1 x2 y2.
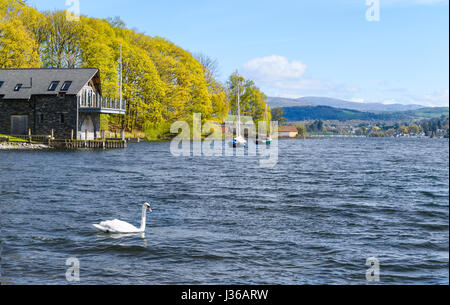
0 134 28 143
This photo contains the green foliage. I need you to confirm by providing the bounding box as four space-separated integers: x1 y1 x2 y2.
100 114 110 131
0 133 27 142
307 120 324 132
0 0 40 68
0 2 271 139
227 72 269 123
295 123 306 137
418 115 449 137
144 122 173 140
271 107 286 123
282 105 449 122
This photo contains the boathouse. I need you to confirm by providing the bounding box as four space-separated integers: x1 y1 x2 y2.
0 68 126 140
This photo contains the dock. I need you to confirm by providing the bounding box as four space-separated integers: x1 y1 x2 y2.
9 129 127 150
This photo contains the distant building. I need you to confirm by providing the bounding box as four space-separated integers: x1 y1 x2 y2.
279 125 298 138
0 68 126 140
436 129 447 137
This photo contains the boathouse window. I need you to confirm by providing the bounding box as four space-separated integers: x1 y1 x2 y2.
59 113 65 124
14 84 22 91
48 81 60 91
0 81 4 88
60 81 72 92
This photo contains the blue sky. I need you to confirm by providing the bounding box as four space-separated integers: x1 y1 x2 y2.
27 0 449 106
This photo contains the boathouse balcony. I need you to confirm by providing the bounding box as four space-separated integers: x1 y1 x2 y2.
78 92 126 115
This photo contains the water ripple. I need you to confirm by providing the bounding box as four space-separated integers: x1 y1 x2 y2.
0 138 448 284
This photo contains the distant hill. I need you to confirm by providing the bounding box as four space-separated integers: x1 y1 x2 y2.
402 107 450 119
268 96 425 112
281 105 449 122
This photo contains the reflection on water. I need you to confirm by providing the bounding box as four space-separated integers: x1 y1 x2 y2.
96 232 146 240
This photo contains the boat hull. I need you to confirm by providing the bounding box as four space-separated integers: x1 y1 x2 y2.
229 137 247 148
256 137 272 145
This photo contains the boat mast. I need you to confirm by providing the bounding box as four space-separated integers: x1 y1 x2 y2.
237 71 241 138
119 44 123 104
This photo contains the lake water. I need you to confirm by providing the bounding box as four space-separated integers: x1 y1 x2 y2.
0 138 448 284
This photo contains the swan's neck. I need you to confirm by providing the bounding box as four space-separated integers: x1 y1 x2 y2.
140 205 147 231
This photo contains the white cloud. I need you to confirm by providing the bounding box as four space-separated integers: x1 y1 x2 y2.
405 0 448 4
272 79 328 91
241 55 449 108
350 98 366 103
242 55 307 83
242 55 369 99
241 55 334 98
346 87 359 93
382 99 399 105
422 89 449 107
395 89 449 107
375 0 448 6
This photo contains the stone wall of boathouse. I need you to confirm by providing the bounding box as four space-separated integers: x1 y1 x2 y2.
0 95 78 139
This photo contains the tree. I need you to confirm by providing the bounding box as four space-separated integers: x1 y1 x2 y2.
317 120 324 132
41 11 82 68
398 126 409 134
307 120 324 132
226 72 268 123
0 0 40 68
208 80 229 123
361 126 368 135
194 53 228 122
194 53 220 80
141 36 212 123
409 124 421 134
0 18 40 68
271 107 286 124
121 43 166 132
296 123 306 137
107 16 126 29
0 1 269 139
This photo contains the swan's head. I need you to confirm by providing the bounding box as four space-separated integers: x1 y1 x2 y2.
144 202 152 213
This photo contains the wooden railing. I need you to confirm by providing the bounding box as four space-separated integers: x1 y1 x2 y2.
7 128 127 150
6 134 126 149
78 94 126 112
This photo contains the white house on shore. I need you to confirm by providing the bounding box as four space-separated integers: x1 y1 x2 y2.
279 125 298 138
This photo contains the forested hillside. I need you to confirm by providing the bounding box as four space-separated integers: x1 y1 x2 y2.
281 105 449 122
0 0 269 138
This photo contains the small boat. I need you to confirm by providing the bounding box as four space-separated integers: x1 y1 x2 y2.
256 135 272 145
229 71 247 148
256 105 272 145
231 135 247 147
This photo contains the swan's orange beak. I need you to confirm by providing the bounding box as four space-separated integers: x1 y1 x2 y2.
148 207 152 213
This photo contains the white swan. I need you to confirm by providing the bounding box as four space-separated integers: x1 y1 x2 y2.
93 202 152 234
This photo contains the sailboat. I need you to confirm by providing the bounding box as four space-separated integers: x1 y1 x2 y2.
256 105 272 145
230 73 247 148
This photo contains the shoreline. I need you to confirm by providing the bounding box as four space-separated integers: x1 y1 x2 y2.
2 136 446 150
0 142 51 150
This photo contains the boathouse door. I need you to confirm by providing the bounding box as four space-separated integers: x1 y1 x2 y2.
79 115 95 140
10 115 28 135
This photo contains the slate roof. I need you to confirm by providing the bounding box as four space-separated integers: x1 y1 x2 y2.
0 68 100 100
